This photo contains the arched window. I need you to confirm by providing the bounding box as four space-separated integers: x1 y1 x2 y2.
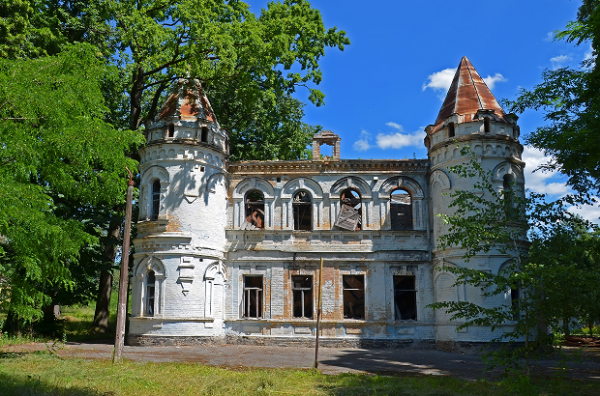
336 188 362 231
146 270 156 317
511 287 520 321
448 123 455 138
390 189 412 230
167 123 174 138
293 191 312 230
243 190 264 229
151 180 161 220
201 126 209 143
484 118 491 133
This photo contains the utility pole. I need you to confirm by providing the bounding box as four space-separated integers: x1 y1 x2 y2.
113 167 135 363
314 257 323 368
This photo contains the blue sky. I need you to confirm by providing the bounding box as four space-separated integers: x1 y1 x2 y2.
249 0 598 221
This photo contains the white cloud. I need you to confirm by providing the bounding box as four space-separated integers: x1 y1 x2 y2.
386 122 403 131
352 130 372 151
550 55 572 69
423 68 506 92
568 205 600 223
422 68 456 91
483 73 507 89
376 128 424 150
544 32 554 42
521 146 568 196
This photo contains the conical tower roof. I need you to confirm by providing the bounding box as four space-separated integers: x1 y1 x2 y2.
156 79 216 123
430 57 510 133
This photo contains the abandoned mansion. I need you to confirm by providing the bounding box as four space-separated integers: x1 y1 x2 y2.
129 57 525 347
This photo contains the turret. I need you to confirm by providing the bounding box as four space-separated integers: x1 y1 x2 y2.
426 57 525 342
130 79 229 338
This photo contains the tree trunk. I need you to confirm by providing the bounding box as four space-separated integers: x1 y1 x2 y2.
563 317 571 336
92 220 122 333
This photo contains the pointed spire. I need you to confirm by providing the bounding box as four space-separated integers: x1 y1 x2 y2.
156 79 216 122
431 57 508 132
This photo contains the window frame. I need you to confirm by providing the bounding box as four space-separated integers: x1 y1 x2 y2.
244 190 265 230
390 188 413 231
242 275 263 319
150 180 161 220
292 190 312 231
145 270 156 317
342 274 366 320
393 275 417 321
292 275 313 319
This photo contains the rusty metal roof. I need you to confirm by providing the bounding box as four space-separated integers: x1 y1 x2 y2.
430 57 510 133
157 79 216 122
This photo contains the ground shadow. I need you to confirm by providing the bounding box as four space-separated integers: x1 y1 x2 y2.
0 372 114 396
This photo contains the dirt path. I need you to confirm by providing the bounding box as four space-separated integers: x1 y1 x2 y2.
3 341 600 381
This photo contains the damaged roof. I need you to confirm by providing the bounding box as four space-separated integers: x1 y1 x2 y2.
157 79 216 122
430 57 511 133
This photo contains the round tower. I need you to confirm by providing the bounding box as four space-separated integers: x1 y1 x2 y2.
130 79 229 343
426 57 525 343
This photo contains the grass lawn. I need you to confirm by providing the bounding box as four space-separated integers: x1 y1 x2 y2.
0 352 598 396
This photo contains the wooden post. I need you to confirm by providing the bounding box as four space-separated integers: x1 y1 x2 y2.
314 257 323 368
113 168 135 364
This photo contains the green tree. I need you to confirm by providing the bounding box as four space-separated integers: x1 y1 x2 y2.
88 0 349 328
506 0 600 196
1 0 349 332
427 149 596 377
0 43 143 326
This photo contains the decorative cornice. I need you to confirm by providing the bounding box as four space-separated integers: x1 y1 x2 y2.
229 159 429 175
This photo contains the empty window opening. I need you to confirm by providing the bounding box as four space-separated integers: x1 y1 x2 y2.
343 275 365 320
292 276 313 319
336 188 362 231
201 126 209 142
394 276 417 320
448 123 455 138
243 276 263 318
242 190 264 230
293 191 312 231
151 180 161 220
200 166 205 172
146 271 156 317
484 118 491 133
502 174 514 208
167 123 174 138
390 189 412 230
277 177 281 183
318 143 333 160
511 288 520 321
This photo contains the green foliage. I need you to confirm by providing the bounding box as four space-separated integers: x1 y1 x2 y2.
0 43 144 322
100 0 349 157
505 0 600 195
428 148 599 376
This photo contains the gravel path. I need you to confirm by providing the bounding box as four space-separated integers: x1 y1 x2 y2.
3 341 600 381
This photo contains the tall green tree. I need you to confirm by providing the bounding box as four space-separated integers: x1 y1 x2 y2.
428 149 597 378
506 0 600 196
0 43 143 325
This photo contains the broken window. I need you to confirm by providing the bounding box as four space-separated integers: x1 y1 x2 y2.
167 123 174 138
394 276 417 320
343 275 365 319
293 191 312 231
243 276 263 318
146 271 156 317
151 180 161 220
484 117 491 133
292 275 313 319
201 126 209 142
242 190 264 230
511 287 520 321
448 122 455 138
390 189 412 230
335 189 362 231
